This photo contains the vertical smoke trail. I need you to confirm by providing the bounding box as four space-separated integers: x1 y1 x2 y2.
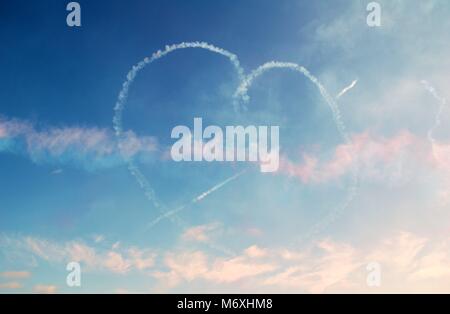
148 169 247 228
421 80 447 146
336 80 358 99
234 61 360 241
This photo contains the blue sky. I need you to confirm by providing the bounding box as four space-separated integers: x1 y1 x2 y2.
1 0 450 293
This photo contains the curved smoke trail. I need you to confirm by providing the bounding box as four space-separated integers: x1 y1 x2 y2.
113 43 359 244
421 80 447 147
236 62 350 143
113 42 245 222
112 42 249 257
234 61 360 241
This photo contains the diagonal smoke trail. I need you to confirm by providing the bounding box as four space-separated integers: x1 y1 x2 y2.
234 61 360 241
147 169 247 228
336 79 358 99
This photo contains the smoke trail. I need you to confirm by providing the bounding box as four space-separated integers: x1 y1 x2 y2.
114 41 244 135
234 61 360 240
421 80 447 146
336 79 358 99
113 42 245 219
112 43 246 258
235 62 351 144
148 169 247 228
113 44 359 244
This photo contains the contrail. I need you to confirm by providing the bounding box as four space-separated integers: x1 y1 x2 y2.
336 79 358 99
234 61 360 241
421 80 447 146
147 169 247 228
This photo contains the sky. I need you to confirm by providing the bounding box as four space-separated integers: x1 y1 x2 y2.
0 0 450 293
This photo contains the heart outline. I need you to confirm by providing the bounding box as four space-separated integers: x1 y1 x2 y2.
112 41 360 246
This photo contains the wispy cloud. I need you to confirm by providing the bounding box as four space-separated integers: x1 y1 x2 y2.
181 222 221 243
278 130 436 184
152 247 277 291
152 231 450 293
0 271 31 279
0 115 159 170
33 284 57 294
0 235 156 274
0 282 22 289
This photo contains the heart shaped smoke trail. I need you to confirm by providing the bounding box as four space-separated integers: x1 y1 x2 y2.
113 42 360 242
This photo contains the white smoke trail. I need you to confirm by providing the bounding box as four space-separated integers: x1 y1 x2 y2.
235 62 351 144
421 80 447 146
336 79 358 99
148 169 247 228
113 42 245 218
113 44 360 243
234 61 359 241
112 42 247 257
114 41 244 135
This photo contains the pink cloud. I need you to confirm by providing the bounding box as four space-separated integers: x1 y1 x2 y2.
2 235 156 274
0 271 31 279
430 143 450 171
279 130 430 184
33 284 57 294
181 223 221 243
0 116 159 165
154 247 277 289
104 252 131 274
0 282 22 289
244 245 269 258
